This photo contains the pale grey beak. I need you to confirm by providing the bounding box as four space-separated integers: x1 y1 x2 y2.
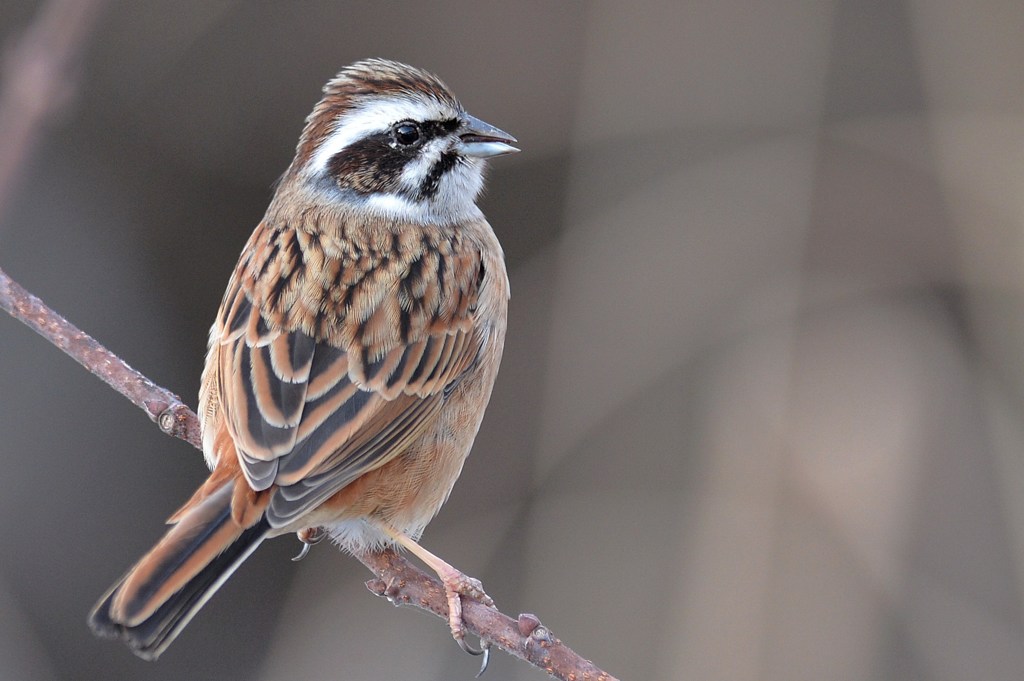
457 114 519 158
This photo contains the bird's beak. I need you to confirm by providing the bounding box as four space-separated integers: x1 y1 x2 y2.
457 114 519 158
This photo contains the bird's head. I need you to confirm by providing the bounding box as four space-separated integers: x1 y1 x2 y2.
287 58 518 225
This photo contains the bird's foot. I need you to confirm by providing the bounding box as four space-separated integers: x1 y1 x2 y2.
436 564 493 674
291 526 327 562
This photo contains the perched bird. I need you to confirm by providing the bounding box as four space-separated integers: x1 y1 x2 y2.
89 58 517 662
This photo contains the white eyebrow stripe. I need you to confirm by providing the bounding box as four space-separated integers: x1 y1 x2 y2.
306 96 455 174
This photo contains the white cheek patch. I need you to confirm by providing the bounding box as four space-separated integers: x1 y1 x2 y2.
397 138 446 188
438 160 486 208
306 96 453 174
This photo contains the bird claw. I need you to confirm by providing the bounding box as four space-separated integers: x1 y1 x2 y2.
378 527 494 673
291 526 327 562
453 625 491 676
457 636 491 676
291 543 312 562
440 570 494 674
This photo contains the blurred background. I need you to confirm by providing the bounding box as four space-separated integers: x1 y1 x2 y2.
1 1 1023 679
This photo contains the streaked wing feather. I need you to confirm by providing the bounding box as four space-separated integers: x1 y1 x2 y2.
267 392 445 525
210 221 484 520
274 374 378 484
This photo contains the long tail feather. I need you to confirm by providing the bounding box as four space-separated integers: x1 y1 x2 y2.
89 481 269 660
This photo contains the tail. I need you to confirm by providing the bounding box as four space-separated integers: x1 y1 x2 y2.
89 480 270 660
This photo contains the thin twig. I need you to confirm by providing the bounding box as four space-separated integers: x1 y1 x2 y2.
0 0 194 443
359 549 619 680
0 266 201 446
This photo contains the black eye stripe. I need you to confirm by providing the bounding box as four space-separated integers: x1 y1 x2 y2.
326 133 407 194
324 118 464 197
408 118 460 143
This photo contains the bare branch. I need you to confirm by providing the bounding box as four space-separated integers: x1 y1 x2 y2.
0 266 201 447
360 549 620 681
0 0 198 446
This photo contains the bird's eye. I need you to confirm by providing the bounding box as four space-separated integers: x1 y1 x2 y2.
393 122 421 146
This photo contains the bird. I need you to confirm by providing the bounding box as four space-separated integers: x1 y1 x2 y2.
89 58 517 663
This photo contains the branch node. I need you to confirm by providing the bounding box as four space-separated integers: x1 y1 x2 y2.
531 626 554 645
518 612 542 637
157 407 177 433
149 402 202 449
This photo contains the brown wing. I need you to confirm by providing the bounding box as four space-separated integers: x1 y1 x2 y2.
206 221 485 529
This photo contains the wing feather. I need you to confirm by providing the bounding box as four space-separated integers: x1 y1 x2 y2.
205 221 485 525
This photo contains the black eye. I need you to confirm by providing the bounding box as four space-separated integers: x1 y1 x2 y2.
393 122 421 146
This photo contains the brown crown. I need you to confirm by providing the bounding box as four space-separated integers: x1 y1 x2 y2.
292 59 460 170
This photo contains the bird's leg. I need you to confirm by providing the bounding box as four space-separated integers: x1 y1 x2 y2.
382 526 493 663
291 526 327 562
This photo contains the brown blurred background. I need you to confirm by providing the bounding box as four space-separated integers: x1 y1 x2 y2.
2 1 1023 679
